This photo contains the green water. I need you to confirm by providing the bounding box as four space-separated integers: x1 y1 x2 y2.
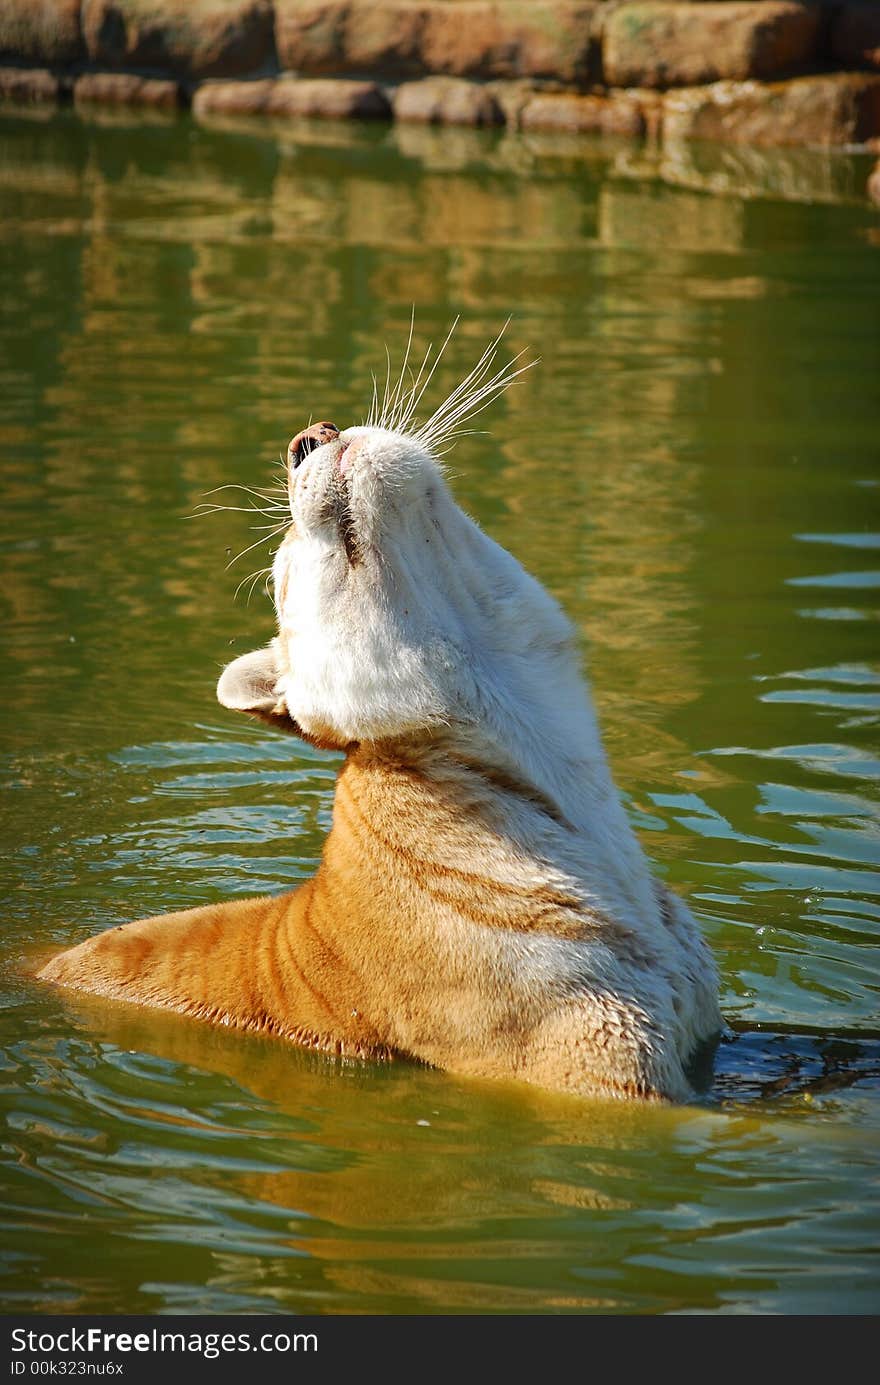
1 108 879 1316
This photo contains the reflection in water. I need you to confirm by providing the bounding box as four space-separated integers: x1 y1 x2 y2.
4 987 879 1315
1 109 879 1315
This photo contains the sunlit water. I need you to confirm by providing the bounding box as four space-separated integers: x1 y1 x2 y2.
1 109 879 1315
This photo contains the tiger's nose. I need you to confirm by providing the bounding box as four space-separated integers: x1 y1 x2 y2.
288 421 340 469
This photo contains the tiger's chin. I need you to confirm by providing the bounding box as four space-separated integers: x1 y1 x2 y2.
40 334 723 1104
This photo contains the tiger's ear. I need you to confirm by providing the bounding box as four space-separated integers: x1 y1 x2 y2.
216 644 301 736
216 644 352 750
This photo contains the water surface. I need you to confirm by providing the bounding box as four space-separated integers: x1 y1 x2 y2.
1 109 879 1315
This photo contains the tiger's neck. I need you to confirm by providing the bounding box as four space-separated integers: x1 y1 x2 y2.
293 744 663 1075
316 740 658 939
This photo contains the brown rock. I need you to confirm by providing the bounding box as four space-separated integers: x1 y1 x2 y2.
393 76 504 126
832 3 880 73
81 0 274 79
0 65 62 104
274 2 599 84
0 0 83 64
519 91 646 137
664 74 880 148
604 2 821 90
192 76 275 115
266 76 391 119
194 75 391 120
422 0 598 82
868 160 880 205
278 1 422 76
74 71 182 107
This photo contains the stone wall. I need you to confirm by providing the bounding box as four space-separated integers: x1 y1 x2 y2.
1 1 880 194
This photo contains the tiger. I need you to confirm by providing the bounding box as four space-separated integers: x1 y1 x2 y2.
40 331 722 1102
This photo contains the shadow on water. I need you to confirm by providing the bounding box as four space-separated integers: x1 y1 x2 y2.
712 1023 880 1106
6 971 879 1315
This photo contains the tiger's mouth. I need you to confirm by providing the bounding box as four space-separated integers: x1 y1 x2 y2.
325 443 363 569
334 481 362 568
287 423 366 569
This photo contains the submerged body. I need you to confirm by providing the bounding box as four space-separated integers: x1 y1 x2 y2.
41 346 722 1101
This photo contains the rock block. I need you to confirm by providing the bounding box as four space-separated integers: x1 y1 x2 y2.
74 71 182 107
0 64 63 103
274 1 599 84
81 0 274 79
194 76 391 120
266 75 391 118
192 77 275 115
604 2 821 90
519 90 647 136
393 76 504 126
664 73 880 148
0 0 83 64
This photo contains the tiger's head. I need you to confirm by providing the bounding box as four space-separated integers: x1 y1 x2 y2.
216 329 607 820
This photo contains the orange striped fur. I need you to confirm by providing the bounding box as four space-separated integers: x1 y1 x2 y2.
39 738 715 1101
